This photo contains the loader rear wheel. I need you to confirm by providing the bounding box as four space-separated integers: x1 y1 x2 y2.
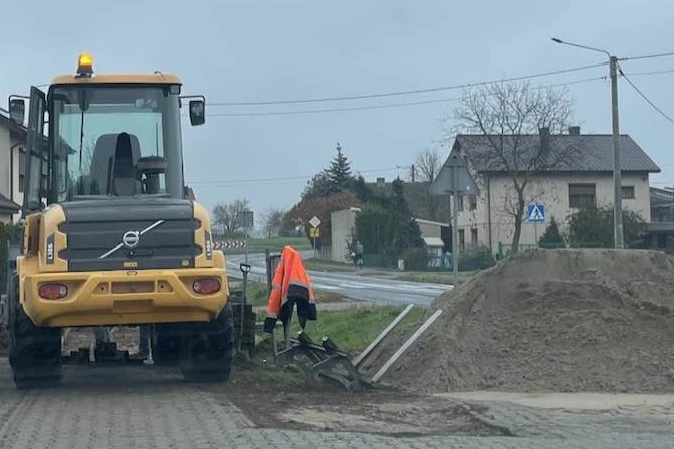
0 317 9 356
7 273 62 389
179 302 234 383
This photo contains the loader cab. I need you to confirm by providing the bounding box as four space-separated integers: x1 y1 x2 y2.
8 53 206 217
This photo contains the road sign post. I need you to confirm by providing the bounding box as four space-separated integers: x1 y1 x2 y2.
237 210 254 263
430 152 480 287
527 202 545 246
309 216 321 258
309 226 320 251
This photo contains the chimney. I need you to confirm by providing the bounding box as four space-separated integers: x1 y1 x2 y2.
568 126 580 135
539 127 550 150
376 177 385 187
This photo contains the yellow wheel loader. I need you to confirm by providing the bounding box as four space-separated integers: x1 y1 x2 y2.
3 54 232 389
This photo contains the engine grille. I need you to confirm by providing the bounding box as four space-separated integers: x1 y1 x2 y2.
58 199 199 272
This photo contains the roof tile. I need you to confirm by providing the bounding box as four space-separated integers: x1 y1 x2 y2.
455 134 660 173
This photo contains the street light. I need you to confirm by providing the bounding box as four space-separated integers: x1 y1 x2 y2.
551 37 624 249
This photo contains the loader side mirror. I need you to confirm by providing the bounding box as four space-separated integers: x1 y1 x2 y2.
9 98 25 125
189 99 205 126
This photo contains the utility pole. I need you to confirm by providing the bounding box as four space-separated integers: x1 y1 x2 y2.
610 56 624 249
551 38 624 249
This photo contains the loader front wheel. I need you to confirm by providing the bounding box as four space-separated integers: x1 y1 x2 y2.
7 273 62 389
179 302 234 383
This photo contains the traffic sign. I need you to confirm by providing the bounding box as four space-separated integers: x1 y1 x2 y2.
527 203 545 223
309 216 321 228
213 240 247 250
309 227 320 238
430 153 480 196
237 210 254 229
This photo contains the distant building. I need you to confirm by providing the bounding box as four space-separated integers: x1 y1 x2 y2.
330 207 360 263
0 108 25 222
648 187 674 251
414 218 449 267
444 127 660 254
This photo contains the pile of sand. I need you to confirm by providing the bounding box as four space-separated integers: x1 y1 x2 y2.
363 249 674 393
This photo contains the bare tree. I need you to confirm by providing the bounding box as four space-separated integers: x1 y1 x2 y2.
415 147 443 220
212 198 250 238
415 147 442 182
261 208 285 238
453 81 578 253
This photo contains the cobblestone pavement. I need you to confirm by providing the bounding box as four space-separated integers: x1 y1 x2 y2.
1 358 673 449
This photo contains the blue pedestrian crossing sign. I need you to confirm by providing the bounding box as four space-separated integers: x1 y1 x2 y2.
527 202 545 223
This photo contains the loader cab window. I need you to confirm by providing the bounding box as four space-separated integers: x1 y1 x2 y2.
49 85 184 202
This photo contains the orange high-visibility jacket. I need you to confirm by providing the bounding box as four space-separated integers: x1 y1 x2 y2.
263 246 317 333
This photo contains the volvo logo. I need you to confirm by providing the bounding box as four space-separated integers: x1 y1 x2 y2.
99 220 165 259
122 231 140 249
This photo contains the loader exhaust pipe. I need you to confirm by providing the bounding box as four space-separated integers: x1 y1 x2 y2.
137 156 168 195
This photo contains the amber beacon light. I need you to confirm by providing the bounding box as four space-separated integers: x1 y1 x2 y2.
76 52 94 77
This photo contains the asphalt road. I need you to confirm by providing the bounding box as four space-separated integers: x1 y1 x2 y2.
225 252 452 306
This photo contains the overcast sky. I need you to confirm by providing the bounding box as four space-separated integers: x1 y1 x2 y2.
3 0 674 223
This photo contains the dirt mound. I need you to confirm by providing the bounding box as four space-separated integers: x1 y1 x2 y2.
363 249 674 393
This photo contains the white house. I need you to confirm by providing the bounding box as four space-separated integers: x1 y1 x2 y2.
0 108 25 222
445 127 660 254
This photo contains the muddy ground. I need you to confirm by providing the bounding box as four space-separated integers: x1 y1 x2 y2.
0 324 670 443
58 326 508 437
222 367 513 438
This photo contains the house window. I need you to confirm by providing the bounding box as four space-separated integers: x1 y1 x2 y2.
457 195 464 211
622 186 635 199
471 228 478 246
569 183 596 208
18 175 24 193
458 229 465 253
18 151 26 176
469 196 477 210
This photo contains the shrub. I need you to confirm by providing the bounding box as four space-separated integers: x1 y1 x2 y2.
458 244 495 271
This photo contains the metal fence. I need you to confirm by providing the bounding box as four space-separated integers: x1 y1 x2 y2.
496 241 605 260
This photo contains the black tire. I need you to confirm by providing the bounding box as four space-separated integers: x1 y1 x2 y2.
7 273 62 389
0 311 9 356
152 323 182 366
179 302 234 383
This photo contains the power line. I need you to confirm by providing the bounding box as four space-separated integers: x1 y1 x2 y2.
192 76 606 118
624 68 674 76
622 51 674 61
187 165 411 186
207 62 607 107
618 63 674 125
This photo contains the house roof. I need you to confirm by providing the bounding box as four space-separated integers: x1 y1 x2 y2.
415 218 448 227
651 187 674 207
423 237 445 247
0 107 27 140
454 134 660 174
0 193 20 213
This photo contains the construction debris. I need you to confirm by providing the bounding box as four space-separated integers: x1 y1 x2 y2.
361 249 674 394
275 331 365 392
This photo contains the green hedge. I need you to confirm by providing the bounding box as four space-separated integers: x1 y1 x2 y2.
458 245 495 271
